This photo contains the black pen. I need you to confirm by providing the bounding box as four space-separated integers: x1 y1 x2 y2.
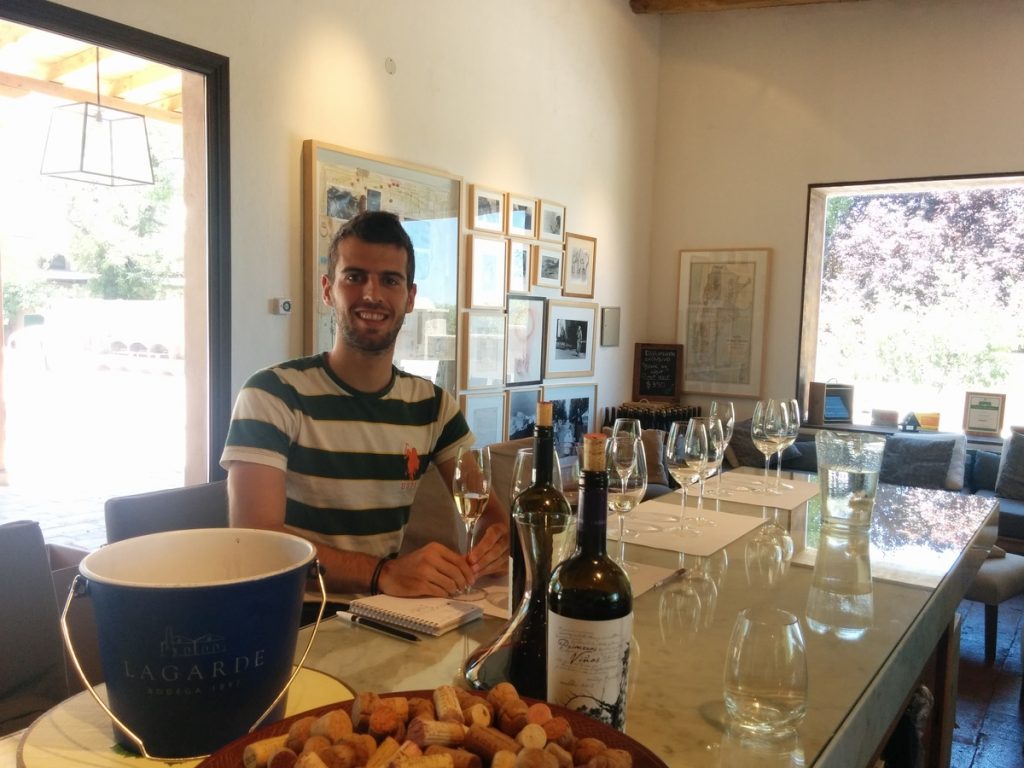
335 611 421 643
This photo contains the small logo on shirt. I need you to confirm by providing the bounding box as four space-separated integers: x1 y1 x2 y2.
404 444 420 483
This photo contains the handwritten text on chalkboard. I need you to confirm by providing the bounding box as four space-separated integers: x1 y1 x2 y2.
632 344 683 402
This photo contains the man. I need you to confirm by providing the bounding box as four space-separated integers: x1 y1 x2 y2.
221 211 508 597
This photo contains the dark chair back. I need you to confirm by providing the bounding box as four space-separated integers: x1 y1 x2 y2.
104 480 229 544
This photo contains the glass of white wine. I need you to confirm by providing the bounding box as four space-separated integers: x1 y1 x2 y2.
665 421 703 536
606 435 647 569
452 446 491 600
751 399 785 495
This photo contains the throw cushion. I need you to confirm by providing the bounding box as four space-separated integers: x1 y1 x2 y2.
970 450 1001 493
782 441 818 472
879 434 955 490
603 427 672 487
995 431 1024 501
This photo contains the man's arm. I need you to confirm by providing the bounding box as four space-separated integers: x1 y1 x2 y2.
227 460 475 596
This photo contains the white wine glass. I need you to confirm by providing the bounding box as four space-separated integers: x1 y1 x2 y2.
771 399 800 493
683 417 715 527
751 399 784 495
606 436 647 569
700 417 726 505
452 446 491 600
511 447 564 506
665 421 703 536
611 417 643 441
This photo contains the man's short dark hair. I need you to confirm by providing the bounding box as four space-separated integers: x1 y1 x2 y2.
327 211 415 287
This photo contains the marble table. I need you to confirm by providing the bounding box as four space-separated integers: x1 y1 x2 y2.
295 473 997 768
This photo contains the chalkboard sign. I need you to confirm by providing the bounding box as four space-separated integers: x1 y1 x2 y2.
632 343 683 402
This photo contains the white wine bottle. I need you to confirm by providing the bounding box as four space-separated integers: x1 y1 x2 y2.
547 432 633 730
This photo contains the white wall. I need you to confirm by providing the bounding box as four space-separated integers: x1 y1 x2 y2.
649 0 1024 418
58 0 661 413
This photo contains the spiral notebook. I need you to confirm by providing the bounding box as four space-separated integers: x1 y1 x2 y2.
348 595 483 636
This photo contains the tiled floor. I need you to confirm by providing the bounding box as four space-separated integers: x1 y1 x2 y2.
3 490 1021 766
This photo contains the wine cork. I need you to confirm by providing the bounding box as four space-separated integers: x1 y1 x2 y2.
536 401 553 427
581 433 607 471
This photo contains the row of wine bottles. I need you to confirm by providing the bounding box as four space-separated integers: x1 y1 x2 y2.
464 404 633 731
601 403 703 432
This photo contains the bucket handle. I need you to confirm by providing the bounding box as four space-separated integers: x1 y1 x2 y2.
60 558 329 763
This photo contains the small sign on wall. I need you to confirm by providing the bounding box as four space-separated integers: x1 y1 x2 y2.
632 343 683 403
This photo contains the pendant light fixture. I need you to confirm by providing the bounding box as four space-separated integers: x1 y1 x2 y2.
40 46 155 186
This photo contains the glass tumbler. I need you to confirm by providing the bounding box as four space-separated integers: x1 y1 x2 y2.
723 606 808 735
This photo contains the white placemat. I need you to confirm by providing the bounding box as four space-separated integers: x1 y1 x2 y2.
701 471 820 511
611 492 766 557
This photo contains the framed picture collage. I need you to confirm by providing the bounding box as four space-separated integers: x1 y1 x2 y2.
461 184 599 448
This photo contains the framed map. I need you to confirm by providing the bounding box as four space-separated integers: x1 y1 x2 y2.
676 248 770 398
302 140 461 394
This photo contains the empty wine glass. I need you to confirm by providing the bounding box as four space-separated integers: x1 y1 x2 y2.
611 417 643 441
710 400 736 497
751 399 785 495
772 400 801 493
701 417 727 503
665 420 703 536
452 446 491 600
606 436 647 569
511 446 564 506
683 417 716 527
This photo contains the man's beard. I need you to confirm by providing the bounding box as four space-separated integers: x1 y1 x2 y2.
337 311 405 354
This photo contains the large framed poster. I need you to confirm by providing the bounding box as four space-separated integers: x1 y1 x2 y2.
676 248 770 398
302 140 461 394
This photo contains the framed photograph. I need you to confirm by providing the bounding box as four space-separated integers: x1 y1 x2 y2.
460 392 506 448
508 239 531 294
543 383 598 447
507 386 542 440
469 184 505 233
544 300 598 378
462 311 506 390
963 392 1006 437
676 248 771 398
467 234 507 309
539 200 566 243
506 295 546 386
507 194 538 239
563 232 596 299
533 245 564 289
302 140 460 394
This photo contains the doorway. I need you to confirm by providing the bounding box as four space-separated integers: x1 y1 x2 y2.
0 1 230 549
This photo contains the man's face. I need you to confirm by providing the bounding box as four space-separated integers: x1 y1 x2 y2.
322 236 416 355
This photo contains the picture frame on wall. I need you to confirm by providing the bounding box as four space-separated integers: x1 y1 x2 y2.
469 185 505 233
301 140 459 394
507 194 538 239
505 295 546 386
467 233 508 309
544 300 598 378
460 392 507 448
507 386 542 440
508 239 531 294
676 248 770 398
963 391 1006 437
462 311 506 390
563 232 596 299
539 200 566 243
543 382 597 448
533 245 564 289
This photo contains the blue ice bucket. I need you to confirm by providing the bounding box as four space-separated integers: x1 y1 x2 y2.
63 528 320 760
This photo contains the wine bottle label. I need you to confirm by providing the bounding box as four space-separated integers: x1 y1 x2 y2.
546 612 633 730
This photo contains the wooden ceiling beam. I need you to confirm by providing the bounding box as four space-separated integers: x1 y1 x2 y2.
630 0 863 12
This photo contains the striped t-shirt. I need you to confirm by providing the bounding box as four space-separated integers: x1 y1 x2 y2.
220 354 472 556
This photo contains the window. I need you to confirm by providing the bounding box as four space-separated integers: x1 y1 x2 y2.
799 174 1024 436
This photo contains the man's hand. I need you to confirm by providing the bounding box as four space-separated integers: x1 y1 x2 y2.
467 523 509 578
376 542 476 597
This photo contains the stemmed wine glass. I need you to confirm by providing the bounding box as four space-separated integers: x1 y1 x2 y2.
606 435 647 570
452 446 491 600
709 401 736 497
772 399 801 493
682 417 716 527
751 399 785 495
665 420 703 536
611 417 643 442
699 417 727 505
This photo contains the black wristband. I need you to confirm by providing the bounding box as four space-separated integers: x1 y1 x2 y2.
370 553 398 595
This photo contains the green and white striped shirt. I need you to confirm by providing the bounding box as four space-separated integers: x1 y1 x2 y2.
220 354 472 556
